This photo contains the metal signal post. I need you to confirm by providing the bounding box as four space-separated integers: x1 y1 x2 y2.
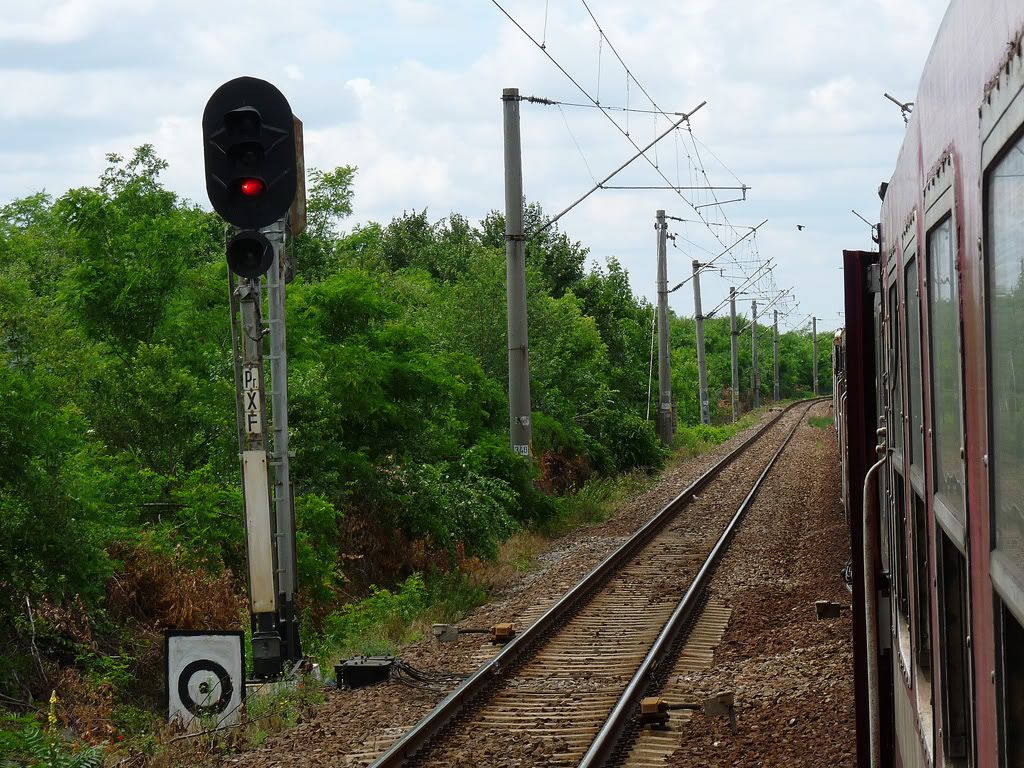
228 264 282 678
265 221 300 663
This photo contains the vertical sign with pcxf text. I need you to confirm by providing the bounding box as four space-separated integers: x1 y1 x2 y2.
243 363 262 438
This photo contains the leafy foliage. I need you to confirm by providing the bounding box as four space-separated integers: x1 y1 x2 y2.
0 714 103 768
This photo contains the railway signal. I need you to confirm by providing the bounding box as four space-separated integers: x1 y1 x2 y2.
204 77 304 680
202 76 297 233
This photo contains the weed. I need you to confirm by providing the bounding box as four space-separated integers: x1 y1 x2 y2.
309 571 487 667
673 410 760 458
0 712 104 768
809 415 833 429
540 470 654 539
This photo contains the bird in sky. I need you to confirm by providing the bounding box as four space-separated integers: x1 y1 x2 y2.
796 225 805 231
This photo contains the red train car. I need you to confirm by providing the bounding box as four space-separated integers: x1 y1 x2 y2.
841 1 1024 766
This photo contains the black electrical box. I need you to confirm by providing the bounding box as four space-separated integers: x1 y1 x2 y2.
336 656 395 688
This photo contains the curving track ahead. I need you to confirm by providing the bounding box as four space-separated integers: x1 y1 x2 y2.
370 400 820 768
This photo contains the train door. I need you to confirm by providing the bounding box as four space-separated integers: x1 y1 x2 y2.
873 268 897 765
875 212 942 768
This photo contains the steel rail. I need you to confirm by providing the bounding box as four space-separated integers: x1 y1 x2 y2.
578 399 824 768
368 400 810 768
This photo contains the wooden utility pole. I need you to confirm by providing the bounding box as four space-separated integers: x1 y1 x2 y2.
692 260 710 425
503 88 532 457
655 211 674 444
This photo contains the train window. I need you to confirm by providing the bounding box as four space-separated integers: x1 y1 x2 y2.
905 257 925 480
889 281 904 462
937 529 972 763
996 601 1024 768
984 129 1024 595
873 296 891 575
893 472 910 620
926 214 966 531
912 493 932 672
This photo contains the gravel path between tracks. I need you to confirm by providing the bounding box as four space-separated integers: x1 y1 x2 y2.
664 401 855 768
224 408 785 768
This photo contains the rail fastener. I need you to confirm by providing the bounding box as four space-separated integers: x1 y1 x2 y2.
638 692 737 734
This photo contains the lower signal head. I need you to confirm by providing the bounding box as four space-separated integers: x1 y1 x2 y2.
226 230 274 279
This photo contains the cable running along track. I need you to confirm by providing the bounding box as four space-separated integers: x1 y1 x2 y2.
369 400 820 768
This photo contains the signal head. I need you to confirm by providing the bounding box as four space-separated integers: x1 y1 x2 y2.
203 77 296 229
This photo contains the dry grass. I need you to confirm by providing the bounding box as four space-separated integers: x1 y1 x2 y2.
105 542 244 632
474 532 549 592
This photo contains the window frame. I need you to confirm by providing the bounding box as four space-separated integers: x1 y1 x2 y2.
995 599 1024 768
923 155 968 552
888 255 906 472
903 248 926 498
887 258 913 682
936 527 974 765
980 36 1024 628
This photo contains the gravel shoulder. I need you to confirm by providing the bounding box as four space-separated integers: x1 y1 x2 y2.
223 408 785 767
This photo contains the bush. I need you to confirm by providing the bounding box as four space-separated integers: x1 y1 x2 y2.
461 433 557 523
385 461 520 559
583 407 665 473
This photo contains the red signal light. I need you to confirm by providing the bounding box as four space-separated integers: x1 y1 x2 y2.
239 178 265 197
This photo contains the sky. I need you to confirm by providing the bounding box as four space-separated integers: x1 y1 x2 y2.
0 0 948 333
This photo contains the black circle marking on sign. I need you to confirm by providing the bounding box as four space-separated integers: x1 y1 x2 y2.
178 659 234 716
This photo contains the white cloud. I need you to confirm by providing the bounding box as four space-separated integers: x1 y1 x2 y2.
0 0 154 44
0 0 947 325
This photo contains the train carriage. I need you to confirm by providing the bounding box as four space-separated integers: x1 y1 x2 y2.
841 1 1024 766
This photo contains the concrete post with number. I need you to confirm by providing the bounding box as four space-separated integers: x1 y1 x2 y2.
655 210 674 444
503 88 532 457
730 287 739 422
773 309 780 402
752 300 760 409
693 260 711 425
812 316 819 395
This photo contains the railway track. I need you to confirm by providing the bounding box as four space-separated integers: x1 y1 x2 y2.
369 400 819 768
